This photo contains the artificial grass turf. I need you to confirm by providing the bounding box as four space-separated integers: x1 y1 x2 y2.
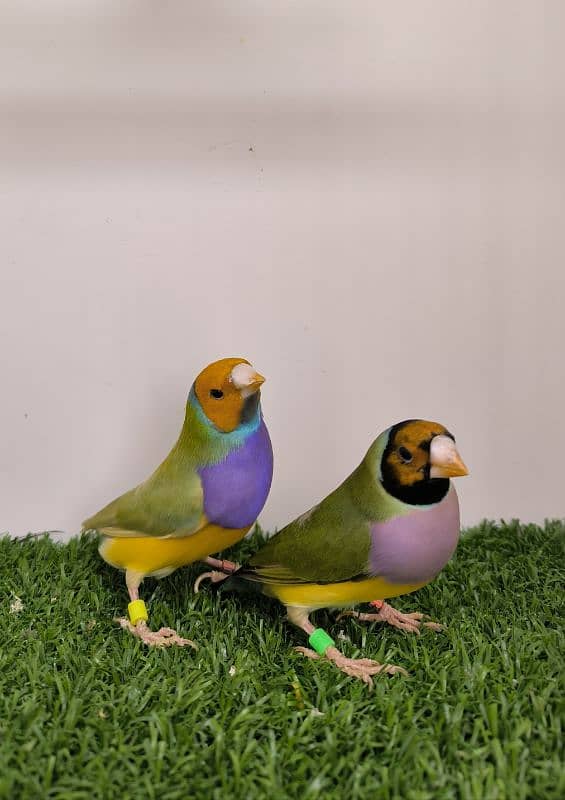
0 522 563 800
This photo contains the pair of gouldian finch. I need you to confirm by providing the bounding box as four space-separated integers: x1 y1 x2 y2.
83 357 468 685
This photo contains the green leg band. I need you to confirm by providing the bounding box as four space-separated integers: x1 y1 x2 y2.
308 628 335 656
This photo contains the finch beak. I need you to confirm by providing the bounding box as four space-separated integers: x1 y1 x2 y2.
248 372 265 391
230 363 266 396
429 435 469 479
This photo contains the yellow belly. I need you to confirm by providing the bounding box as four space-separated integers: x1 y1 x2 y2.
99 524 249 578
264 575 428 609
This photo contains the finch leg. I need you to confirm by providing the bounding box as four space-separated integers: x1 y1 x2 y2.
287 606 407 688
115 571 197 648
193 556 241 593
337 600 443 634
202 556 240 574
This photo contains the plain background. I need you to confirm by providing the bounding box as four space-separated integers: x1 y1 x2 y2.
1 1 564 538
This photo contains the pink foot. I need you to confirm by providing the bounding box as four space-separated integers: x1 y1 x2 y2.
337 600 443 634
193 570 231 593
295 645 407 687
116 618 197 648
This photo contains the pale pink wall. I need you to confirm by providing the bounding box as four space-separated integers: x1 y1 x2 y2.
1 1 564 537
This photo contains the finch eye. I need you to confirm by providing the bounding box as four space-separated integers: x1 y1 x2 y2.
398 446 413 463
210 389 224 399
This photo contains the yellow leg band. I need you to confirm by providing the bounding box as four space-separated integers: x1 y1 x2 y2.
128 599 148 626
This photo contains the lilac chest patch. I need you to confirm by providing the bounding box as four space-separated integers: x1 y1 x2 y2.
198 421 273 529
369 487 461 584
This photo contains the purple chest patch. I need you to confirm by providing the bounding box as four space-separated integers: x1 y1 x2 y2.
369 486 461 584
198 421 273 529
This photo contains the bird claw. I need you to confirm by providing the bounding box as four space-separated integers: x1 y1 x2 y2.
193 570 230 593
295 646 321 660
115 618 197 649
295 645 407 686
337 602 443 635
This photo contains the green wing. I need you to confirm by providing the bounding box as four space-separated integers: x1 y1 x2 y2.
243 462 375 585
82 463 204 539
